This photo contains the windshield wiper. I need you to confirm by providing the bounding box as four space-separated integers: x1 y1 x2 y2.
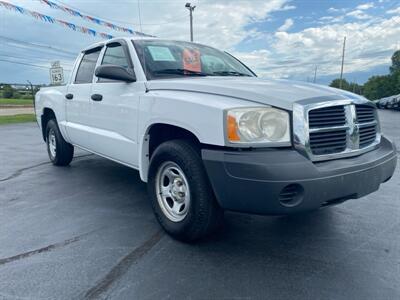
212 71 252 77
154 69 208 76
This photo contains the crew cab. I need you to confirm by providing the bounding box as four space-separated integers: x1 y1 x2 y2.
35 37 397 241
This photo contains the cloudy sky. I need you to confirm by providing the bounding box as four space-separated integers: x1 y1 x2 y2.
0 0 399 85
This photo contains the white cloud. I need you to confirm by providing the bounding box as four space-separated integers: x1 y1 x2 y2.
140 0 293 51
356 3 375 10
328 7 339 13
328 7 347 13
319 15 345 24
234 16 400 80
280 5 296 11
346 10 372 20
387 7 400 14
277 18 294 32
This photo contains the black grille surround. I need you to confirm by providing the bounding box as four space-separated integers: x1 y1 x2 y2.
307 103 379 158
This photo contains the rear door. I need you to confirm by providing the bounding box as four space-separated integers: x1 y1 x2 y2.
66 47 102 149
89 41 141 167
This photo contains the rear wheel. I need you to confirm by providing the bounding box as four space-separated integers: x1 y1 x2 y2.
46 119 74 166
148 140 223 242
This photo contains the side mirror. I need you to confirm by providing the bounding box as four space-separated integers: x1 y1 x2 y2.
95 64 136 82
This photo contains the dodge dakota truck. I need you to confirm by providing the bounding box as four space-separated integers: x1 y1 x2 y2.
35 37 397 241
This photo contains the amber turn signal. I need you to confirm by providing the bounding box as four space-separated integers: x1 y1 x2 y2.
227 115 240 142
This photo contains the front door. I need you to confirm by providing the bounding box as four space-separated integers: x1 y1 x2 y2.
89 41 141 167
65 48 102 149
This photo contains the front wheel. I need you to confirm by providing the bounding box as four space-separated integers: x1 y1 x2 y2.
148 140 223 242
46 119 74 166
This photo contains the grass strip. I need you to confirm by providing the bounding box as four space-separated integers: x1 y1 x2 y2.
0 114 36 125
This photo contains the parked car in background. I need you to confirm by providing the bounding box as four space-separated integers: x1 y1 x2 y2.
387 98 395 109
376 94 400 110
379 97 390 109
391 97 400 110
34 37 398 241
372 99 381 108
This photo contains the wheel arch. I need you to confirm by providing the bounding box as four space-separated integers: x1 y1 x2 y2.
139 122 202 182
41 107 57 141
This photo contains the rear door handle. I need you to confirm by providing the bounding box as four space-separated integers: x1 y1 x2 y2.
91 94 103 101
65 93 73 100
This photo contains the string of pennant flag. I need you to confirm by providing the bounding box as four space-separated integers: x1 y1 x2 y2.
0 1 151 39
0 1 114 39
40 0 137 35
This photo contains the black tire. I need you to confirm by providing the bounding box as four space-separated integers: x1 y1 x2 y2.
45 119 74 166
148 139 223 242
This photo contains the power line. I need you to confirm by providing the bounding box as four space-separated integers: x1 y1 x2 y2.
0 35 77 56
0 58 72 71
4 45 77 60
0 51 74 64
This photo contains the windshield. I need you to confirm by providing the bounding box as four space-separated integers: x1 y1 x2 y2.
133 39 256 80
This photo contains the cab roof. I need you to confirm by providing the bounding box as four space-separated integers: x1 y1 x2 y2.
81 36 158 53
81 37 204 53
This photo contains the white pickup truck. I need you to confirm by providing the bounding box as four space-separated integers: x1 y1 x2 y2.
36 37 397 241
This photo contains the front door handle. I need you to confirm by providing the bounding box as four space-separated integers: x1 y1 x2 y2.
65 93 73 100
91 94 103 101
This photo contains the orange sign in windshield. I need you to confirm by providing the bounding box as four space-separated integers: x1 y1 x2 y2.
183 49 201 73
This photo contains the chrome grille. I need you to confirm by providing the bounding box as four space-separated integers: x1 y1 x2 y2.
356 105 378 148
293 99 381 162
309 105 346 128
356 105 375 123
309 129 347 155
359 124 377 148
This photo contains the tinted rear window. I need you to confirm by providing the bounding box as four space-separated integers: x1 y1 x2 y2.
75 49 101 84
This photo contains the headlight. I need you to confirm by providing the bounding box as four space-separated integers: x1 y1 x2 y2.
226 107 290 145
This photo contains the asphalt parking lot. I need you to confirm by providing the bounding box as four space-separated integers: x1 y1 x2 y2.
0 110 399 300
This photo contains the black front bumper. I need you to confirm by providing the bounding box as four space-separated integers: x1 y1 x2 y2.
202 137 397 215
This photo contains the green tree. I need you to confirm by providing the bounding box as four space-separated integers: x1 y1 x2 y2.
329 78 362 95
390 50 400 74
393 70 400 95
2 84 14 99
363 74 397 100
329 78 350 90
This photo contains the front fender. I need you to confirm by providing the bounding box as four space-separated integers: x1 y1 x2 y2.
136 90 259 182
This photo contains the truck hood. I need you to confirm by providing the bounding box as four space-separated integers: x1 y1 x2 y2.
146 77 365 110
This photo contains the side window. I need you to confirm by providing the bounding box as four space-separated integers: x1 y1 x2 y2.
74 49 101 84
102 44 130 69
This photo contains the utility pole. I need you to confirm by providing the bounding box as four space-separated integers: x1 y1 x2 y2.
339 36 346 89
185 3 196 42
26 80 34 105
313 65 318 83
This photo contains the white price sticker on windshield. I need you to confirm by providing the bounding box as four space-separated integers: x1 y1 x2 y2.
148 46 176 61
